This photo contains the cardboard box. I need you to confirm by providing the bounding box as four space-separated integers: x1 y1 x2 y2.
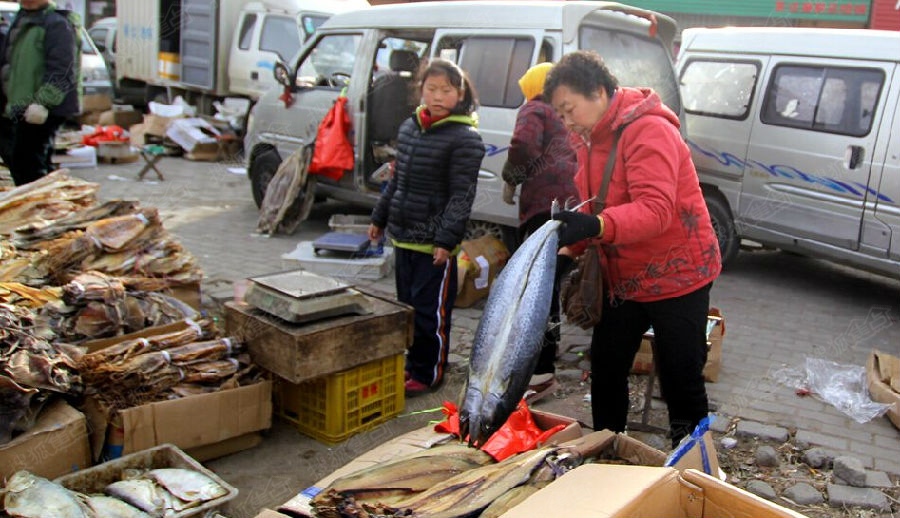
185 431 262 462
97 141 139 163
455 235 509 308
278 408 581 517
185 137 241 162
83 381 272 462
98 108 144 129
867 350 900 430
83 92 113 113
500 465 808 518
0 399 92 481
224 290 413 384
632 308 725 382
144 114 178 136
82 320 196 354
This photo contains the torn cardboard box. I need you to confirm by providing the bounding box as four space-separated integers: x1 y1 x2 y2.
632 307 725 382
867 350 900 430
456 235 509 308
0 399 92 481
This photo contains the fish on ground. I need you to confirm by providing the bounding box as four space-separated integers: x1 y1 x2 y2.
459 219 560 447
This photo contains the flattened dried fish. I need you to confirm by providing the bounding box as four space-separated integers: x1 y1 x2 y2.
82 495 152 518
0 375 39 445
1 471 91 518
104 479 169 517
145 468 228 504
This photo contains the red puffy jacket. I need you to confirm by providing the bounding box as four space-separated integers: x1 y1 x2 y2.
570 87 721 302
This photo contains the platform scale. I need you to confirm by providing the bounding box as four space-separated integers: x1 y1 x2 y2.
243 270 374 324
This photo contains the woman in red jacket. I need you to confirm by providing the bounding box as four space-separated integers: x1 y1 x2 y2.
545 51 721 446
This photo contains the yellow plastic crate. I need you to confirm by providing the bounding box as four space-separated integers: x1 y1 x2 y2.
275 354 405 444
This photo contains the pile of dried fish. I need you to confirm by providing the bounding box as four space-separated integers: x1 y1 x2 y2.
310 433 612 518
38 272 200 343
0 170 99 237
78 321 261 410
0 181 201 288
1 467 229 517
0 304 82 445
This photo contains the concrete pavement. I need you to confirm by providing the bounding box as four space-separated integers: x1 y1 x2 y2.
69 157 900 516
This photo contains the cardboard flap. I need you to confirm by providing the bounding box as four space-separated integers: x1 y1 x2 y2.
681 469 809 518
676 474 705 517
613 434 667 466
122 403 157 453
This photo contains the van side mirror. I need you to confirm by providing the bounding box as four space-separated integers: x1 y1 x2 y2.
274 61 293 89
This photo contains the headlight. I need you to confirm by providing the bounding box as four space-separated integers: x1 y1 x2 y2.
83 66 110 82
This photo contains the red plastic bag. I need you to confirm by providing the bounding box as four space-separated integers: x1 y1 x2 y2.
82 125 129 147
434 400 565 461
309 96 353 181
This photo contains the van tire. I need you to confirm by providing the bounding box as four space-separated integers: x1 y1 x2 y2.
249 147 280 209
705 194 739 267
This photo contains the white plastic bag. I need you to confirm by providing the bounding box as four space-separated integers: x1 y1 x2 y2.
773 357 891 423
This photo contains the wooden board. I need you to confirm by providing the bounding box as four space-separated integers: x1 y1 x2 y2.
224 290 413 384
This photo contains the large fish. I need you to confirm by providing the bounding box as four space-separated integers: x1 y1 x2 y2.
459 219 561 447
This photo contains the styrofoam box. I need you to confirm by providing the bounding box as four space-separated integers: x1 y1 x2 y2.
282 241 393 280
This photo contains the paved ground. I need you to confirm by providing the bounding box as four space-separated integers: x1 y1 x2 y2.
68 158 900 517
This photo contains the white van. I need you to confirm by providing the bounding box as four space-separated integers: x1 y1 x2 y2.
244 0 680 243
676 27 900 278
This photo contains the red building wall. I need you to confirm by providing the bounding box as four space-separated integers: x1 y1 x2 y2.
870 0 900 28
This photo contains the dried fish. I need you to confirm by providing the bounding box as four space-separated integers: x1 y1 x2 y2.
62 271 125 305
0 375 40 445
81 495 153 518
12 200 139 249
104 479 171 517
1 470 91 518
145 468 228 504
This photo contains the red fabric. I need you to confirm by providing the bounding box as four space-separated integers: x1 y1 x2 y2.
81 125 129 147
416 109 449 130
309 96 353 181
569 87 721 302
434 400 564 461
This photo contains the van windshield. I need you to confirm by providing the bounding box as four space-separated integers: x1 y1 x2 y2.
580 26 681 113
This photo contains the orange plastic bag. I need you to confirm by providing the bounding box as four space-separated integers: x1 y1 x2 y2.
309 96 354 181
434 400 564 461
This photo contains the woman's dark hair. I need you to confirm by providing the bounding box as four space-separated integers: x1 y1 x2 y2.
418 58 479 115
543 50 618 101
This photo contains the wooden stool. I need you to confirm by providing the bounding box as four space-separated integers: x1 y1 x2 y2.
137 145 166 181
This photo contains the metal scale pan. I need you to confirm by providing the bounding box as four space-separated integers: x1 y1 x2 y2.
244 270 373 324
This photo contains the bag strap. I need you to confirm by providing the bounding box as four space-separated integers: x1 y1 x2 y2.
592 127 623 215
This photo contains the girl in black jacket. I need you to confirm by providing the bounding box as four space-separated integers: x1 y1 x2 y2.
369 58 484 396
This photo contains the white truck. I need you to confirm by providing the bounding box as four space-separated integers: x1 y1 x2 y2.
113 0 367 115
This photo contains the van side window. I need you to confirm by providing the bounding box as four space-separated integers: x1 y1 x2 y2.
680 60 758 120
297 34 361 88
301 15 328 42
439 36 534 108
762 65 884 137
580 26 680 113
260 15 301 62
238 14 256 51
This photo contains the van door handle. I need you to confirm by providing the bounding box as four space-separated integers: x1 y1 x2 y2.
846 145 864 169
251 71 259 81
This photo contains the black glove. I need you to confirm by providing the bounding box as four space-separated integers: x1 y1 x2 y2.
554 254 574 286
553 211 601 247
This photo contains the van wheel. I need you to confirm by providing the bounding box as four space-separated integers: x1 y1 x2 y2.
249 148 280 209
705 194 739 266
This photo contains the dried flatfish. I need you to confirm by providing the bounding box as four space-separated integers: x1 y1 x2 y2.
145 468 228 504
0 283 62 307
78 319 214 372
62 271 125 304
180 358 240 383
1 470 91 518
82 495 152 518
84 208 160 252
12 200 139 249
104 479 172 517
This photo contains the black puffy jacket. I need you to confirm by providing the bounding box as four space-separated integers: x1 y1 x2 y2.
371 107 484 251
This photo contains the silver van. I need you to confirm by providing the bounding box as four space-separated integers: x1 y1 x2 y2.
244 0 680 244
676 27 900 278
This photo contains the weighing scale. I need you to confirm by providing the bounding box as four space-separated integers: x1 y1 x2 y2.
244 270 374 324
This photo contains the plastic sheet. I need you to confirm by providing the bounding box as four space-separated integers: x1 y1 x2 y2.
773 357 891 423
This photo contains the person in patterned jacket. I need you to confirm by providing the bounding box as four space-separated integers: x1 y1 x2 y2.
501 62 579 403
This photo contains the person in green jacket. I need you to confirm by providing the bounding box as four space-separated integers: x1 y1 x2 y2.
0 0 79 186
